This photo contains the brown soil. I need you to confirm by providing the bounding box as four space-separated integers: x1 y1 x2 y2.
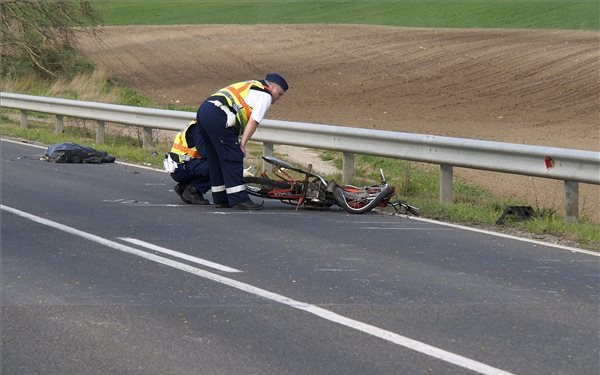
75 25 600 222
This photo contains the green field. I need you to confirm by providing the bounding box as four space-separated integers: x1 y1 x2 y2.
91 0 599 30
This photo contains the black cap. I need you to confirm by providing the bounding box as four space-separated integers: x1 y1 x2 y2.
265 73 289 91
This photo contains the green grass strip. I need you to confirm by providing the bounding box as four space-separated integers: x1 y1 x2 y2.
90 0 599 30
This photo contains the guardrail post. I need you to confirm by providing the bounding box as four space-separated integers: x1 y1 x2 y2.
564 180 579 223
342 152 355 184
55 115 64 134
96 120 105 144
142 127 153 149
440 164 454 203
20 110 28 128
263 142 274 173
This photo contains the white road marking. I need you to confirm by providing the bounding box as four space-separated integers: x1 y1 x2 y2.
317 269 359 272
103 198 185 207
411 216 600 256
360 227 453 230
1 138 165 172
210 211 299 215
2 204 517 375
118 237 242 273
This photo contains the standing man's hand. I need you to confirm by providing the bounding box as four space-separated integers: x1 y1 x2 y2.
240 119 259 156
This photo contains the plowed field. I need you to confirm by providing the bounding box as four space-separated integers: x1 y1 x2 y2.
76 25 600 221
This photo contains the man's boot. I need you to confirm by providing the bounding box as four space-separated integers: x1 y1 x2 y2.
181 185 209 205
174 183 192 204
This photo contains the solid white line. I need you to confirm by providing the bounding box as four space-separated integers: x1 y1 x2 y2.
360 227 453 230
1 137 164 172
118 237 242 273
1 138 48 149
409 216 600 256
1 204 517 375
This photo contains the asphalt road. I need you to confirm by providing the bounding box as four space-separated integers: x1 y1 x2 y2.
1 139 598 375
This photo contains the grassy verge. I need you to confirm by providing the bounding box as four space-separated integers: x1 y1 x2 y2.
90 0 599 30
271 149 600 250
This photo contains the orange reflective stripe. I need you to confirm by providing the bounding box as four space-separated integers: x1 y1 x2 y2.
213 80 269 129
225 81 253 118
171 142 200 158
170 126 201 158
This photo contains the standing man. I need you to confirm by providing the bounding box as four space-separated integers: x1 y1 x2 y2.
194 73 289 210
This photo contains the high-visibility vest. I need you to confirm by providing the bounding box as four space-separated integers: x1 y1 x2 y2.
170 120 201 162
212 80 270 131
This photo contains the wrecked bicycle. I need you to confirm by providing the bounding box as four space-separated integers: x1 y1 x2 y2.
244 156 420 215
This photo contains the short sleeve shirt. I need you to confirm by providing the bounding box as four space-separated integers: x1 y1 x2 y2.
244 88 272 124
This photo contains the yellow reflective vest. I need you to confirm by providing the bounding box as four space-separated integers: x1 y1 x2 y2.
170 120 201 162
212 80 270 131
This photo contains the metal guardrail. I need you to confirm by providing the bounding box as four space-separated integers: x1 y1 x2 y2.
2 92 599 222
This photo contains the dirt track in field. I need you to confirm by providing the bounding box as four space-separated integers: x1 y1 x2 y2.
75 25 600 222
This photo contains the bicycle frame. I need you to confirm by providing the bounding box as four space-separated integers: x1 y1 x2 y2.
258 156 327 210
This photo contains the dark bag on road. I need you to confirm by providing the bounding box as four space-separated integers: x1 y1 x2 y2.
43 142 116 164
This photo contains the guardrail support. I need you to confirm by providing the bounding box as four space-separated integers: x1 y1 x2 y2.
20 110 28 128
564 180 579 223
440 164 454 203
96 120 105 144
142 127 153 149
263 142 274 173
342 152 355 184
55 115 64 134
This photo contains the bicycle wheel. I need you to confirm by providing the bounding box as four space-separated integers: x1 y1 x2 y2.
244 177 293 198
333 184 395 214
